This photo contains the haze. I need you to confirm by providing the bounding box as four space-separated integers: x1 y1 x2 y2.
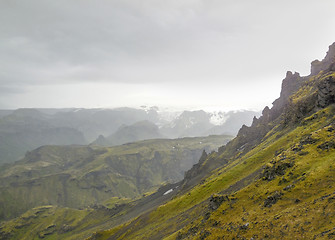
1 0 335 111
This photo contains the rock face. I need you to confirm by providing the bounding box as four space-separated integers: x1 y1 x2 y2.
233 42 335 153
272 71 303 112
317 76 335 108
311 42 335 75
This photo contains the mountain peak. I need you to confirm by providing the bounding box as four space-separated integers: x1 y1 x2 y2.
311 42 335 75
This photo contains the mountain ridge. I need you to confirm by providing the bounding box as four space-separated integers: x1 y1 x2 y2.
0 107 258 165
87 41 335 239
1 42 334 240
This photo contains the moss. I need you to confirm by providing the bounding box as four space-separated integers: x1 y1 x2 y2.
97 106 335 240
0 135 232 221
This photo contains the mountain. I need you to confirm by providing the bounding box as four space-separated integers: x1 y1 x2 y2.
207 110 261 136
0 135 232 221
0 107 254 165
0 109 86 165
2 42 333 239
0 110 13 119
49 107 160 142
0 107 160 165
160 110 260 138
92 120 163 146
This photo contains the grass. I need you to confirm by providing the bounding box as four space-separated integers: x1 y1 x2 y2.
0 135 232 221
98 105 335 239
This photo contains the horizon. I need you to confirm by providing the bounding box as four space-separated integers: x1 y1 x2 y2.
0 105 262 114
1 1 335 111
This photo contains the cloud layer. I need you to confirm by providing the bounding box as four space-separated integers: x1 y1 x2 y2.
1 0 335 110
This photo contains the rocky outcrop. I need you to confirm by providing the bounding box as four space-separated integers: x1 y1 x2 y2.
311 42 335 75
317 76 335 108
236 43 335 149
264 191 282 207
272 71 303 112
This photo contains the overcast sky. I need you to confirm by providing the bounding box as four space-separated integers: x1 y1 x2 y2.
1 0 335 111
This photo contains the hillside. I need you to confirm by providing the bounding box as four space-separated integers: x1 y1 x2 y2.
1 42 334 240
0 135 231 221
89 42 335 239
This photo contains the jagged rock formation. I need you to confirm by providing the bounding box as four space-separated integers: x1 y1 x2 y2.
311 42 335 75
228 42 335 156
317 75 335 107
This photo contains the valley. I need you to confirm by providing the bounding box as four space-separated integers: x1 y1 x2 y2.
1 42 334 240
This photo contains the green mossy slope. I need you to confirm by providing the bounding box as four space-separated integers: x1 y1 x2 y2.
88 47 335 239
0 135 231 221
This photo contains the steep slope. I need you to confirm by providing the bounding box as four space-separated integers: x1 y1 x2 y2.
0 135 231 221
84 42 335 239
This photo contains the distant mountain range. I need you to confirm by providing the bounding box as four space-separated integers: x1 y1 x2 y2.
0 107 259 164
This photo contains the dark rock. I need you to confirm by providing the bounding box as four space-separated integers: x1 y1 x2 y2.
298 151 309 156
311 42 335 75
272 71 303 111
0 231 12 240
317 141 335 150
58 224 75 234
328 232 335 238
283 184 295 191
262 106 271 123
311 60 324 76
203 212 211 221
261 162 294 181
209 194 229 210
321 229 332 236
212 220 220 227
327 126 334 132
300 135 318 145
199 150 208 164
317 76 335 108
239 222 249 230
187 226 198 235
264 191 282 207
199 230 211 240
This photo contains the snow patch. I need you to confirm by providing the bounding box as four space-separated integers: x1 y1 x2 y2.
163 189 173 195
209 111 228 125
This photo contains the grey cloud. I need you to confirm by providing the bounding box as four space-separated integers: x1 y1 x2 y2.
1 0 335 109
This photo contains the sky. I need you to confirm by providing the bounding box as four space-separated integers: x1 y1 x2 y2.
1 0 335 111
